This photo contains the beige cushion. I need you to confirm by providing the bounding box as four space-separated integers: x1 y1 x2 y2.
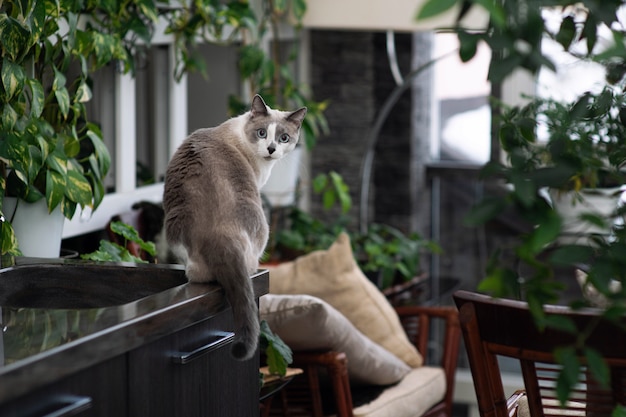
268 232 423 367
260 294 410 385
352 366 446 417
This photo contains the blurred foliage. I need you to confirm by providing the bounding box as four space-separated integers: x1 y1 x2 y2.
0 0 327 254
418 0 626 406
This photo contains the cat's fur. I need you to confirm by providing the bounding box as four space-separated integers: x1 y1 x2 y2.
163 95 306 360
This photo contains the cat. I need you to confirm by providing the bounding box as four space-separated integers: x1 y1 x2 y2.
163 95 307 361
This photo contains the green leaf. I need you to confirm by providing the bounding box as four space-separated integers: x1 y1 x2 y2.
27 78 45 118
81 240 146 263
0 15 31 60
46 150 68 175
61 198 78 219
1 58 26 99
239 45 265 79
582 14 598 56
329 171 351 213
2 103 19 130
555 346 580 405
542 315 576 334
109 221 157 256
478 265 519 298
0 218 21 256
415 0 458 20
52 66 67 91
86 126 111 176
63 132 81 158
136 0 159 23
74 80 92 103
46 169 66 212
89 171 105 210
584 347 609 389
556 16 577 51
291 0 307 21
65 168 93 207
260 320 292 376
458 31 478 62
274 0 286 13
92 32 116 67
549 245 594 267
488 52 524 84
28 0 47 39
312 173 328 194
55 87 70 119
510 176 536 209
612 405 626 417
464 197 507 226
524 210 561 254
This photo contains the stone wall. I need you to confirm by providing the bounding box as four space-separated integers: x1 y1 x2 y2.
309 30 419 234
308 30 489 295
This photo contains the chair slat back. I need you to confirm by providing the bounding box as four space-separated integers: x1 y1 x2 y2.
454 290 626 417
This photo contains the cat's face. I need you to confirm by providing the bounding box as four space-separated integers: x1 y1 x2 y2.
245 95 307 161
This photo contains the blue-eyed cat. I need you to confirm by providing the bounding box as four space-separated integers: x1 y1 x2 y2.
163 95 306 360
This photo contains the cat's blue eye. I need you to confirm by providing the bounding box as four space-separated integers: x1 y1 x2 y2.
257 128 267 139
279 133 290 143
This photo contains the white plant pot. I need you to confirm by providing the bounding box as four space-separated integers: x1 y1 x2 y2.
3 197 65 258
550 187 624 244
261 146 303 208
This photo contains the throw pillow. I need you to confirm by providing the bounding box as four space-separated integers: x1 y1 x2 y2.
267 232 423 367
260 294 411 385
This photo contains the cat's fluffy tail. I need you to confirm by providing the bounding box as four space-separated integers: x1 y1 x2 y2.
185 247 259 361
221 262 259 361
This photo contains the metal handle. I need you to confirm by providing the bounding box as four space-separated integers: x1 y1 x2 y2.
40 395 92 417
172 331 235 364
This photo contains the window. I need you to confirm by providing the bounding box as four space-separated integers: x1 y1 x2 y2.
63 31 188 238
432 33 491 164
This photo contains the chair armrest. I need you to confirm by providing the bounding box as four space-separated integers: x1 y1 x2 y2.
394 305 461 417
291 351 354 417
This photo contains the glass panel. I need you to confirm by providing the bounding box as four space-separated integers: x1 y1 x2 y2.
433 33 491 164
187 43 241 132
85 63 117 192
135 45 171 185
537 8 607 103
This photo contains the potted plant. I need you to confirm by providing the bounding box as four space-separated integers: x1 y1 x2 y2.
263 171 350 262
264 171 439 295
0 0 327 257
351 223 440 291
494 87 626 243
418 0 626 404
0 1 115 256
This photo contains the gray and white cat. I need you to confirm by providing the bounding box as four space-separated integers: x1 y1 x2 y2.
163 95 306 361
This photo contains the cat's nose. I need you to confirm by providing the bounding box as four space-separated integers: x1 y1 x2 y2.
267 145 276 154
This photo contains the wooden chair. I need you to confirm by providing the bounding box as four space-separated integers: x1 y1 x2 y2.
453 290 626 417
269 305 461 417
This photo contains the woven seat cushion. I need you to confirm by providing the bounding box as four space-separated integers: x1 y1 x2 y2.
260 294 410 385
353 366 446 417
515 393 586 417
268 232 423 367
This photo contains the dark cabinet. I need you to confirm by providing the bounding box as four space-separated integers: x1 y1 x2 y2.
1 310 260 417
0 355 127 417
128 308 259 417
0 269 267 417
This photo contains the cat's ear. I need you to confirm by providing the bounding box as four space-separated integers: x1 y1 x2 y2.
251 95 268 117
287 107 307 126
